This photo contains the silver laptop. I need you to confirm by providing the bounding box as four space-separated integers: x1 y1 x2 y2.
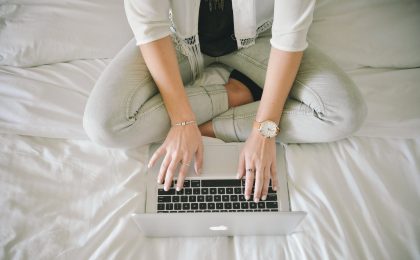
131 140 306 237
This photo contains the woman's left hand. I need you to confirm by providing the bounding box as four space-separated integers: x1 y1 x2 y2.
236 129 279 202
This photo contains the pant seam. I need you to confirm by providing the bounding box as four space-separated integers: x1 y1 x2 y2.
293 79 326 116
125 75 153 121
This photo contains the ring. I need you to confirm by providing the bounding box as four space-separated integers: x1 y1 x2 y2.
246 168 254 172
180 161 191 167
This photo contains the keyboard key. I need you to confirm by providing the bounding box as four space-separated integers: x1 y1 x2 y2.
218 188 225 194
249 202 257 209
222 195 229 201
182 204 190 210
266 194 277 201
191 203 198 210
172 196 179 202
205 195 213 202
158 189 175 195
201 188 209 194
224 203 232 209
234 187 242 194
191 180 200 187
210 188 217 194
176 189 184 195
158 196 171 203
241 202 249 209
216 203 224 209
158 211 169 213
214 195 221 202
183 180 191 187
201 179 242 187
266 202 278 208
228 210 236 212
230 195 238 201
174 203 182 210
226 188 233 194
199 203 207 210
193 188 200 195
233 203 240 209
189 196 196 202
258 202 265 209
197 195 205 202
270 209 279 212
158 204 164 210
208 203 215 209
185 188 192 195
239 195 246 201
181 196 188 202
166 204 174 210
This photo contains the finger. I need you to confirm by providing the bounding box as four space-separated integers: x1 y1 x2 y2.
164 157 179 191
177 155 192 191
271 161 279 191
253 165 264 202
194 143 204 175
148 145 165 168
236 153 245 179
244 161 254 201
261 166 271 201
157 153 171 184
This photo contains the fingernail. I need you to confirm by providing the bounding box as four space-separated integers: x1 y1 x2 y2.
197 168 202 175
176 186 181 191
164 186 169 191
157 179 162 184
245 195 250 201
261 195 267 201
148 163 151 168
236 173 240 179
273 186 277 191
254 197 259 203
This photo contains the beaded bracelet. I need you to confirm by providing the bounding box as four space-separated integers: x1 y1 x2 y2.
172 120 197 127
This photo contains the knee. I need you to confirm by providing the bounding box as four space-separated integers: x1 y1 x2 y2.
83 108 122 148
329 78 368 140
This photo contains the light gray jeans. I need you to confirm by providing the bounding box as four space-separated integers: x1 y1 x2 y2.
83 32 367 148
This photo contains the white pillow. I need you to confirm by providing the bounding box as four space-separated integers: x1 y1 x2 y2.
0 0 133 67
308 0 420 70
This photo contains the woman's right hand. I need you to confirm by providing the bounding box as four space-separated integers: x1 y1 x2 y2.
147 123 204 191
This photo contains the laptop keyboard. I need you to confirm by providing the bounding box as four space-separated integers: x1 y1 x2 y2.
157 179 279 213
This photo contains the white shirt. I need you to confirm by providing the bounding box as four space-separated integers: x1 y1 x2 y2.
124 0 315 78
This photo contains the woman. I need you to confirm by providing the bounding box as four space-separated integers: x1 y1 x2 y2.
83 0 366 203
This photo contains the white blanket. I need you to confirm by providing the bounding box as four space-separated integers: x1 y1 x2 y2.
1 0 419 259
0 134 418 259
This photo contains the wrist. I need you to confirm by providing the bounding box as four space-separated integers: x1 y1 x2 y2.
253 119 280 138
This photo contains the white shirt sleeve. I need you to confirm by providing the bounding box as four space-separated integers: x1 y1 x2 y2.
124 0 172 46
270 0 316 52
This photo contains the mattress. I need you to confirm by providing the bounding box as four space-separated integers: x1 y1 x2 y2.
1 0 419 259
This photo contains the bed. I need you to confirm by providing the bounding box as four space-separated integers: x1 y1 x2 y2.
0 0 419 259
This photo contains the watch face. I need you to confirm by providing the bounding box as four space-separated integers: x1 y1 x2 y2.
259 121 278 138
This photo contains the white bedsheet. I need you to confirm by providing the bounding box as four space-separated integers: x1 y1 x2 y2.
1 0 420 259
0 134 418 259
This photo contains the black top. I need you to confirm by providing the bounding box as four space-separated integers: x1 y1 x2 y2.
198 0 237 57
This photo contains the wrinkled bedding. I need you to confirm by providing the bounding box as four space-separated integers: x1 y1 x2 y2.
0 0 419 259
